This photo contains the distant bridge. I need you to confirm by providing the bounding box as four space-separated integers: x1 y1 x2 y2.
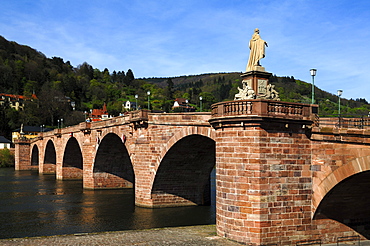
15 99 370 245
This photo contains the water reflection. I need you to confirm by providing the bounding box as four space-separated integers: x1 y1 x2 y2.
0 168 215 239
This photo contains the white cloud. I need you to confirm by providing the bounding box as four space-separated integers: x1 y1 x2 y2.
1 0 370 101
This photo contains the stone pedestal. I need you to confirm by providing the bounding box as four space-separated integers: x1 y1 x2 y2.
241 70 272 98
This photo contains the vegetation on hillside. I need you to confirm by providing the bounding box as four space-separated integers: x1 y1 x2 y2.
0 35 369 139
0 149 14 167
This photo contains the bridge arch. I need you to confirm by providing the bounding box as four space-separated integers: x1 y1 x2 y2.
93 132 134 189
313 155 370 239
30 144 39 166
150 133 216 207
42 139 57 174
60 137 83 180
155 126 215 172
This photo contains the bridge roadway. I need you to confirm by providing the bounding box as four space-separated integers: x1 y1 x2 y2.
14 99 370 245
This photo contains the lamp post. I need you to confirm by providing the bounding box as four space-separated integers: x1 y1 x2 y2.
135 94 138 110
57 119 60 129
61 118 63 128
337 89 343 117
71 101 75 111
147 91 151 110
337 90 343 128
310 69 317 104
199 96 203 112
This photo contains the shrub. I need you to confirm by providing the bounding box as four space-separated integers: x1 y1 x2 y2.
0 148 15 167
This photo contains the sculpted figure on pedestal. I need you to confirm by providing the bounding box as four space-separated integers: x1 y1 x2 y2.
246 28 268 72
262 84 280 101
234 81 256 100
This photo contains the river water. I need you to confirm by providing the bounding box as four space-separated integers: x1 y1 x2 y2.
0 168 215 239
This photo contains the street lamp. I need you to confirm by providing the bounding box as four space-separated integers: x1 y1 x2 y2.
61 118 64 128
71 101 75 111
135 94 138 110
310 69 317 104
337 89 343 116
199 96 203 112
147 91 151 110
185 99 189 112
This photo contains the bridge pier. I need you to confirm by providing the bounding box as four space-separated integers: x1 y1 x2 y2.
210 100 353 245
14 139 36 170
57 166 83 180
41 163 56 174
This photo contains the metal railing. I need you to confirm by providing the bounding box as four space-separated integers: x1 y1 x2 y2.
315 115 370 129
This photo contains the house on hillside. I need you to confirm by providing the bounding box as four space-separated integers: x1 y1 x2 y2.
124 101 137 110
172 98 195 112
0 93 37 111
0 136 11 149
12 126 53 142
90 103 110 122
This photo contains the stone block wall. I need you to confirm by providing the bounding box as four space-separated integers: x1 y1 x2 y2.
14 139 33 170
214 118 360 245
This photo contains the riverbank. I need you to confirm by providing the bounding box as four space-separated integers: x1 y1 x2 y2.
0 225 243 246
1 225 370 245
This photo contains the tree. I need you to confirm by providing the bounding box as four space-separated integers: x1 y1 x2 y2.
75 62 94 80
126 69 135 86
38 86 70 126
164 78 174 100
0 148 14 167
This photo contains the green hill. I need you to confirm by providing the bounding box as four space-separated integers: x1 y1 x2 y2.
0 35 369 138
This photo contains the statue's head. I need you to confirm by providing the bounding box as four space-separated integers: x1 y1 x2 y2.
254 28 259 33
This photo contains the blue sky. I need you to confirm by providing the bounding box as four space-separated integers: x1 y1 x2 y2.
1 0 370 101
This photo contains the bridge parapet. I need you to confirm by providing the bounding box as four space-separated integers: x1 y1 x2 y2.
312 126 370 144
129 109 149 121
315 116 370 129
211 99 317 121
149 112 212 126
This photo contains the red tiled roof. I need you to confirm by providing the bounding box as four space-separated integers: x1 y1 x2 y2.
0 93 37 100
90 103 108 121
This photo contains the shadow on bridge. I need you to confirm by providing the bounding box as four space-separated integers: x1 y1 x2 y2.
43 140 56 174
314 170 370 239
61 137 83 180
151 134 216 207
31 145 39 166
93 133 135 189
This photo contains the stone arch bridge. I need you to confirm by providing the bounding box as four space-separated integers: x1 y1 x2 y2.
15 99 370 245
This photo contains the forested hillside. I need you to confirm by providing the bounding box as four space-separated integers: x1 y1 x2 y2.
0 35 369 139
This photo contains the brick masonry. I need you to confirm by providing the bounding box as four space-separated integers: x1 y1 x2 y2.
14 108 370 245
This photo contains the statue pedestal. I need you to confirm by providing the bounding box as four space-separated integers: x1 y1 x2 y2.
241 70 272 98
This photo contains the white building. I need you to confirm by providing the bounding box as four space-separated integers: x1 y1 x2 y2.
0 136 11 149
124 101 137 110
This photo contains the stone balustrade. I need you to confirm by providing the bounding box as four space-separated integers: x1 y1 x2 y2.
211 99 317 121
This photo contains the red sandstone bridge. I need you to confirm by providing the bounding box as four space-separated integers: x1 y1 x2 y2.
15 99 370 245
